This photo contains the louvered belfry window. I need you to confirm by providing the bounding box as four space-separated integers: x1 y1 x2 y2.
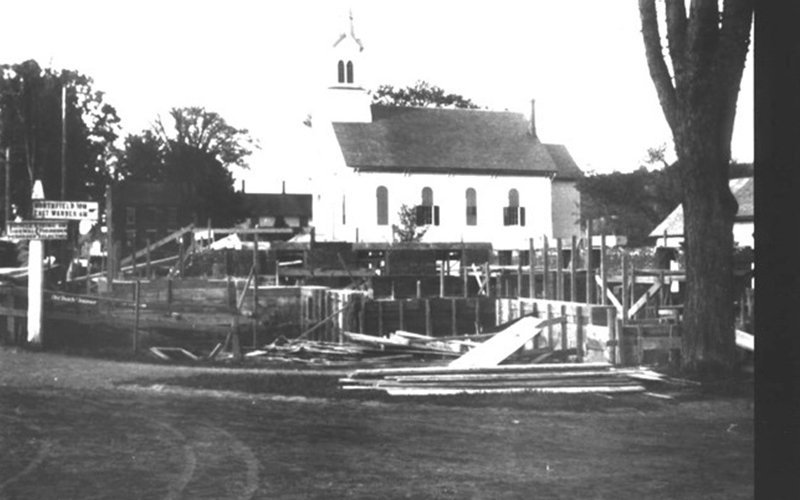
503 189 526 226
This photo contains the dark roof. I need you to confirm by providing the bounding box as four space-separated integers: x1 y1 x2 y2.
649 177 754 237
115 181 195 206
332 105 582 180
242 193 312 218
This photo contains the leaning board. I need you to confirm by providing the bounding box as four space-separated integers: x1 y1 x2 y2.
449 315 564 368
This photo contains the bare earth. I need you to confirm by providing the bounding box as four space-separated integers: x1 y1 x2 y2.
0 348 753 500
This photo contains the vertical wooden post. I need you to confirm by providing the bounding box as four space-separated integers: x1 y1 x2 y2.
106 184 115 293
27 181 45 347
543 235 550 300
607 307 618 365
462 260 469 298
556 238 564 301
377 300 383 336
358 294 365 333
528 237 535 298
560 304 568 351
621 252 629 323
145 238 152 280
86 259 92 295
474 298 481 334
425 299 432 336
391 280 396 300
585 220 593 305
3 147 9 228
576 305 585 362
483 261 490 296
570 236 578 302
167 277 173 314
416 280 422 299
546 303 554 348
451 298 458 335
178 237 185 277
600 232 608 305
252 238 259 347
399 299 405 331
133 280 140 353
439 263 445 297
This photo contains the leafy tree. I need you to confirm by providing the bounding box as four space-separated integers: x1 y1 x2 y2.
372 80 481 109
577 164 682 246
0 60 121 218
392 204 427 243
639 0 753 375
116 107 257 227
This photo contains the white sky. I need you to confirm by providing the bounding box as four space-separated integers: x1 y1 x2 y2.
2 0 753 192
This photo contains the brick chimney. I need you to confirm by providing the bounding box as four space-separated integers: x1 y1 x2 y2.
528 98 537 138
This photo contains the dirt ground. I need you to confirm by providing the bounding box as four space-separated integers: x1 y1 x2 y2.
0 348 753 500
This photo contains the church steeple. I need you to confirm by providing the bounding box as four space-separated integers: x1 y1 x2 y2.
331 9 364 88
325 9 371 122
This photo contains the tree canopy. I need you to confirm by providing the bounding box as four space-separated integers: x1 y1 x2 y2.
577 161 682 247
115 107 257 227
372 80 481 109
0 59 121 218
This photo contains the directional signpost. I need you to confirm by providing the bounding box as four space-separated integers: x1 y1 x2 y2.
10 181 98 348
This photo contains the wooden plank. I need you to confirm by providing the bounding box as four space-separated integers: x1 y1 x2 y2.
448 315 565 368
736 329 754 352
120 223 194 266
570 236 578 302
349 361 613 379
596 274 623 314
379 385 645 396
627 281 663 318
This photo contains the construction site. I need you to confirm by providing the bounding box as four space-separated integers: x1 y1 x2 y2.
0 220 755 395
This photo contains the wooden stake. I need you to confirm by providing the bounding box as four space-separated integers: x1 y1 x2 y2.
425 299 432 336
528 237 535 298
622 252 629 323
556 238 564 301
543 235 550 300
570 236 577 302
600 232 608 306
585 220 593 305
133 280 140 353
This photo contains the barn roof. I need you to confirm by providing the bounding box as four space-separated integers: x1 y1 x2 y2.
332 105 583 180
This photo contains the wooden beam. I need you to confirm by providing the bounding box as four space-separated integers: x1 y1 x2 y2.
120 223 195 267
627 281 663 319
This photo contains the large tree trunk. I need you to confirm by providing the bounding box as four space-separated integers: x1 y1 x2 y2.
639 0 753 376
676 130 738 374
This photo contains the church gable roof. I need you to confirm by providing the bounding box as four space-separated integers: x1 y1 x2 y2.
332 105 580 178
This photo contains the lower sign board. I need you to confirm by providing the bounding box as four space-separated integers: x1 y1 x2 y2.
7 220 69 240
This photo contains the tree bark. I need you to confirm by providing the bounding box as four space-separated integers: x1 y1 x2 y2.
639 0 753 376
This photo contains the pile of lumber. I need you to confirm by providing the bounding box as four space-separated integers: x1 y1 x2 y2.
339 314 647 396
339 362 647 396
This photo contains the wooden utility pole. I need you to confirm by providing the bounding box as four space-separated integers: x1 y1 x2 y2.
105 184 114 292
4 147 9 228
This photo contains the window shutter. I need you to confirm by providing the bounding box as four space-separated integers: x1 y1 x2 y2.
434 206 440 226
415 206 425 226
520 207 526 226
503 207 510 226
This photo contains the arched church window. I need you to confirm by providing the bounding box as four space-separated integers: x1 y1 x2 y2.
376 186 388 225
416 187 439 226
466 188 477 226
337 61 345 83
346 61 354 83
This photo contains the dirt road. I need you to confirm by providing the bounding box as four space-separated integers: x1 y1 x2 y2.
0 348 753 500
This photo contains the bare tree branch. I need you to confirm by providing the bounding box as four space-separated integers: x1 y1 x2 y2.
638 0 679 131
665 0 688 83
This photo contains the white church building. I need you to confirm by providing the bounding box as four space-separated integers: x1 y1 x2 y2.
305 15 584 251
